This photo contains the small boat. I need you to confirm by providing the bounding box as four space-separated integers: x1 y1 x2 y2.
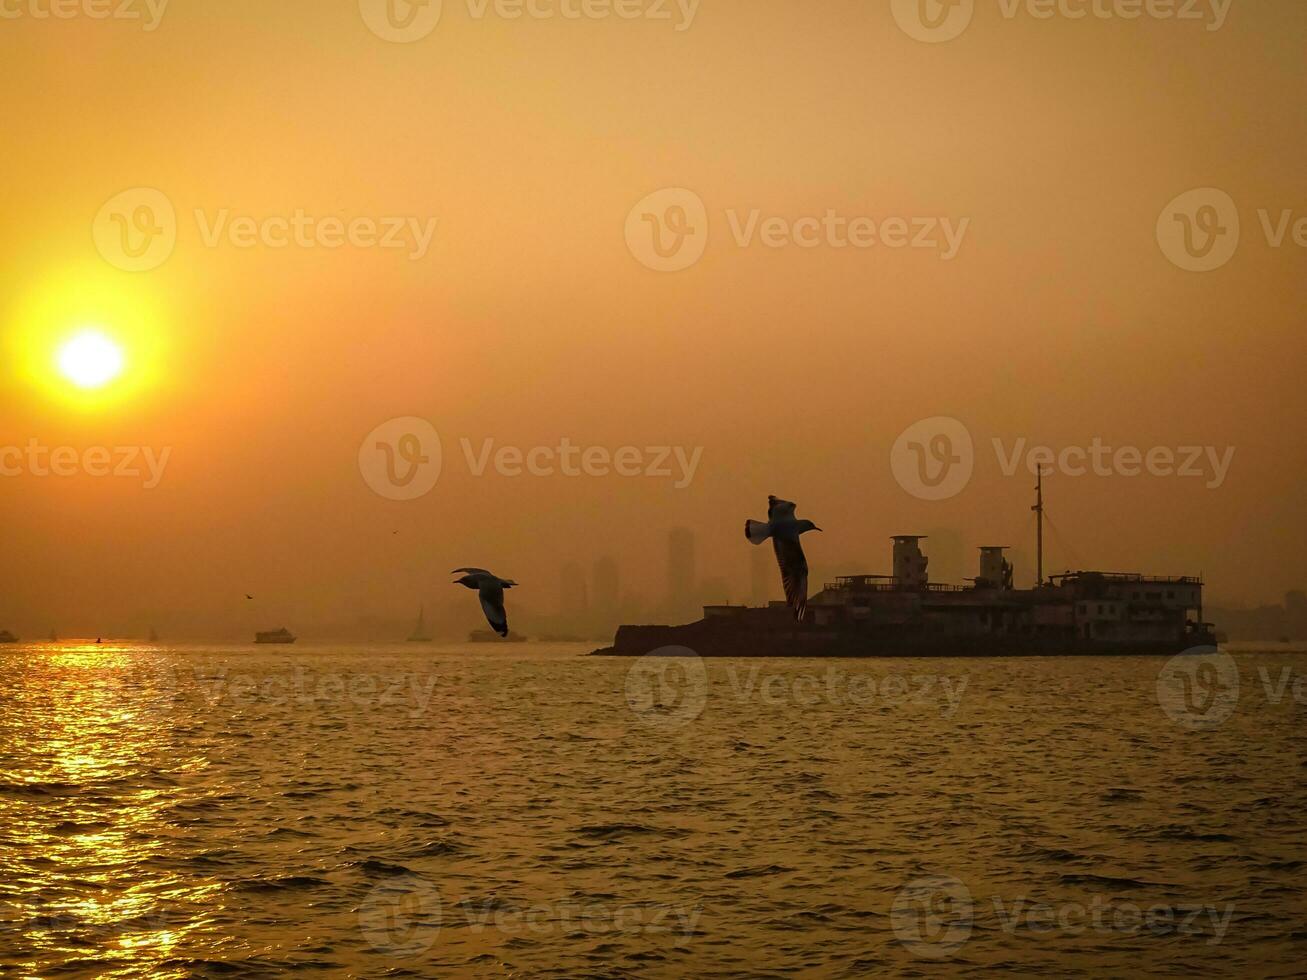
469 629 527 643
48 630 59 642
406 605 433 643
148 627 160 643
0 630 19 644
254 628 297 644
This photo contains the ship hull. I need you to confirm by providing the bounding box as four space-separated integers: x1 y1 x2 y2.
593 622 1215 658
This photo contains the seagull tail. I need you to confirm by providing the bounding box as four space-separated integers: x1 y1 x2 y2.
745 519 772 545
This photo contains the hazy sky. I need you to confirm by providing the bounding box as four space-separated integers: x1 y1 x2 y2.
1 0 1304 635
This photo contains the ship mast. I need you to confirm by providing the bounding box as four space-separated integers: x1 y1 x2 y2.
1032 469 1045 587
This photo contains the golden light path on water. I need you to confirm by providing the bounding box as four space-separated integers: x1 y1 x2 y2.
1 643 1304 977
0 644 213 978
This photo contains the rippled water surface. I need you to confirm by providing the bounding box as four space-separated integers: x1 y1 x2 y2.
1 643 1303 977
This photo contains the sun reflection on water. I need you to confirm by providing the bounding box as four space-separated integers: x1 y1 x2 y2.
0 646 208 976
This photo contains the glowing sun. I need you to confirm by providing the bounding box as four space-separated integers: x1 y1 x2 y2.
56 330 125 390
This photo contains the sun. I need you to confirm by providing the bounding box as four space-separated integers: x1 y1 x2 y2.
9 265 167 411
56 329 125 390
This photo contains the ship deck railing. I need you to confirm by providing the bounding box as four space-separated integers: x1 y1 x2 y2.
1047 571 1203 585
825 579 970 594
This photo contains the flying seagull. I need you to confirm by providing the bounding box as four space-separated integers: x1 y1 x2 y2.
452 568 518 637
745 495 822 622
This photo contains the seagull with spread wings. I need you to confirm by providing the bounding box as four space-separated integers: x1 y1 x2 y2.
452 568 518 637
744 495 822 622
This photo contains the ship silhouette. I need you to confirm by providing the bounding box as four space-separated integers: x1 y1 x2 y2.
597 479 1218 658
254 627 296 644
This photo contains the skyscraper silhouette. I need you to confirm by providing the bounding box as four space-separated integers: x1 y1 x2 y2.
667 527 696 618
750 545 772 607
559 562 588 626
592 556 620 623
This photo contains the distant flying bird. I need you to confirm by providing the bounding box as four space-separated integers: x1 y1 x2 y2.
745 495 822 622
452 568 518 637
245 594 254 600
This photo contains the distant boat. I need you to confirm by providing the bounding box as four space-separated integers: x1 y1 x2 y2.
148 627 160 643
406 605 433 643
0 630 18 644
469 629 527 643
254 628 297 644
48 630 59 642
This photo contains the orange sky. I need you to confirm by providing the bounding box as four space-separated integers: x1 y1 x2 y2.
1 0 1304 635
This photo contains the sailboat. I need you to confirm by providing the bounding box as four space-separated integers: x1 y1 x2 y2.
48 630 59 642
407 604 433 643
148 626 159 643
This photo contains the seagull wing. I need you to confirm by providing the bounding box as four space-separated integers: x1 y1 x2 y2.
478 585 509 637
767 496 797 522
452 567 495 576
772 534 810 622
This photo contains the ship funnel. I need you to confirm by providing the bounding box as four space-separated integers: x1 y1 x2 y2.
892 536 929 590
978 546 1013 590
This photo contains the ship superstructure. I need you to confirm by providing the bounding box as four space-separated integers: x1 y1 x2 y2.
596 482 1216 657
